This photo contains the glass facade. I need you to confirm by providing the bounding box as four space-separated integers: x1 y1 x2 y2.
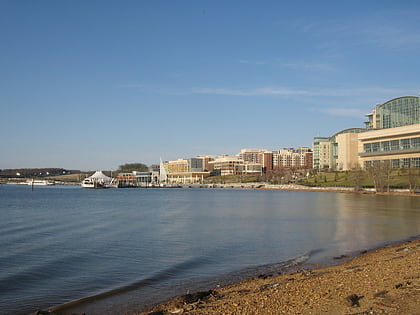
363 137 420 153
365 157 420 169
375 96 420 129
312 137 329 169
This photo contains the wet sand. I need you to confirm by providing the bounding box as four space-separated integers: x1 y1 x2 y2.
137 238 419 315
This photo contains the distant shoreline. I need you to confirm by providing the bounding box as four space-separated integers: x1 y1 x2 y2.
257 183 420 197
2 181 419 196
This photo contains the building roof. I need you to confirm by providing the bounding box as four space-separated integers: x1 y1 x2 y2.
88 171 111 181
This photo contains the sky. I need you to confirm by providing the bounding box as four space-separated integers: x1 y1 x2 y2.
1 0 420 171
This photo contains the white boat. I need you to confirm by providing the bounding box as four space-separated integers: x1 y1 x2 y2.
27 179 55 186
81 171 116 188
81 177 96 188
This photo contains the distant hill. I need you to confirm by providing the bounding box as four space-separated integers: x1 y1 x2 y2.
0 168 81 178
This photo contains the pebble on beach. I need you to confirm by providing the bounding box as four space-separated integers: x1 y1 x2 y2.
138 239 420 315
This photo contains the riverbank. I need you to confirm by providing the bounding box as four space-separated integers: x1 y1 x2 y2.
259 184 420 197
3 181 419 197
198 183 420 197
138 238 419 315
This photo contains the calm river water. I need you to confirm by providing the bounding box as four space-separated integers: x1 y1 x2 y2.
0 184 419 315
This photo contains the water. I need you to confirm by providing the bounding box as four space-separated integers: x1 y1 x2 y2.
0 184 419 315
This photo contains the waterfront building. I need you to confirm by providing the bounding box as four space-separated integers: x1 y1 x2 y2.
167 159 190 173
312 129 365 171
336 131 361 170
313 137 332 170
210 155 245 176
332 128 366 170
358 123 420 168
297 147 314 169
196 155 216 172
314 96 420 170
114 171 155 187
164 158 209 184
272 148 313 170
260 151 273 172
364 96 420 129
236 148 313 173
238 149 267 164
237 162 263 174
359 96 420 168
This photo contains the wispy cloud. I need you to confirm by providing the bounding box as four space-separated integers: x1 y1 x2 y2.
186 87 309 96
314 87 412 98
119 83 417 103
239 58 334 71
365 24 420 49
320 10 420 50
181 86 413 98
321 108 367 118
281 62 335 72
239 59 269 65
118 84 145 88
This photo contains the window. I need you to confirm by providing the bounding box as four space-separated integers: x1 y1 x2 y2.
411 137 420 148
401 139 410 150
391 140 399 151
372 142 380 152
382 141 390 151
391 159 400 168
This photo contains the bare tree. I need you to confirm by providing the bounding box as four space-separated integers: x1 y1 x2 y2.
366 161 392 192
349 163 364 191
407 168 420 193
262 169 288 184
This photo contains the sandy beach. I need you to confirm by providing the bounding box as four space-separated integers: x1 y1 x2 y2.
138 238 419 315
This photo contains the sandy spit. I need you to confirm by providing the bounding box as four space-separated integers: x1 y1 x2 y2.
137 239 420 315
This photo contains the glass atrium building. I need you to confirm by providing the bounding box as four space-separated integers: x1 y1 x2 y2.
365 96 420 129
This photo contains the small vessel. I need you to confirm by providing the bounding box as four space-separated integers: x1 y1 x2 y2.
80 177 96 188
27 179 55 186
81 171 116 189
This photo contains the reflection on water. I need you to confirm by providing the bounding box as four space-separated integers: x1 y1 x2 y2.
0 185 419 315
332 194 420 253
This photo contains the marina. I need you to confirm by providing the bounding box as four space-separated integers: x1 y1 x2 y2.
27 179 55 186
80 171 118 189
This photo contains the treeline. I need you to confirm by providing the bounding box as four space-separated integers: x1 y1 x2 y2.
0 168 80 178
116 163 149 172
0 163 151 178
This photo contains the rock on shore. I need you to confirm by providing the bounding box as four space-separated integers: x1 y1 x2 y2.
138 239 419 315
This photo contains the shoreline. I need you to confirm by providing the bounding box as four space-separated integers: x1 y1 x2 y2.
137 238 420 315
259 184 420 197
3 181 419 197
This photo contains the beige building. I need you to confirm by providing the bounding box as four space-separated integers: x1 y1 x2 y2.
165 158 210 183
313 137 332 170
273 148 313 169
167 159 189 173
314 96 420 171
237 162 263 174
210 155 244 176
196 155 215 172
358 123 420 168
238 149 267 164
336 132 360 170
313 129 368 171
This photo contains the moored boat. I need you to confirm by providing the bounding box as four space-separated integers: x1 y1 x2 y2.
27 179 55 186
81 171 116 189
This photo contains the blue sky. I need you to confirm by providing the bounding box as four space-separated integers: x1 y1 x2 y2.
1 0 419 170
